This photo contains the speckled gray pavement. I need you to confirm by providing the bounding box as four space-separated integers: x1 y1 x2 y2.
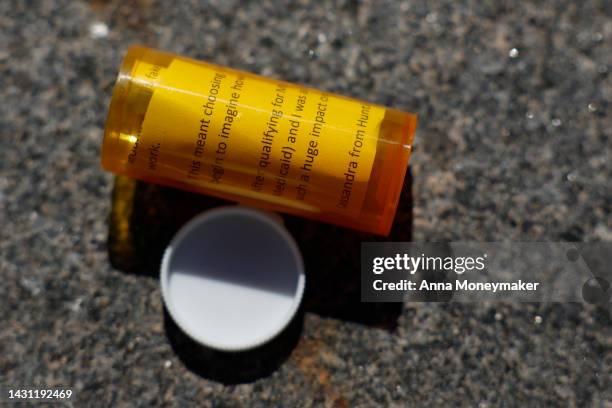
1 0 611 406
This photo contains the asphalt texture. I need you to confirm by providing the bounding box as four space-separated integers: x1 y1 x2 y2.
1 1 610 406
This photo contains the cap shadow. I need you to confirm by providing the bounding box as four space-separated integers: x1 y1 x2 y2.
164 306 304 384
107 170 413 382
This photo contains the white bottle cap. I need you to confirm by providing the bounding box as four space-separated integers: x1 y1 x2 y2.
160 206 305 351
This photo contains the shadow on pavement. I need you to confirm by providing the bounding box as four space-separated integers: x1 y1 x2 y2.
107 171 412 383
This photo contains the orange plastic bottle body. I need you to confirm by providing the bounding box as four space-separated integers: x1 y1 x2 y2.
101 46 417 235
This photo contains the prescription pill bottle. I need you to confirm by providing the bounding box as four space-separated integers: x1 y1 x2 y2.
101 46 417 235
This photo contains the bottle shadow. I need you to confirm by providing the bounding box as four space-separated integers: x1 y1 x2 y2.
107 171 413 384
